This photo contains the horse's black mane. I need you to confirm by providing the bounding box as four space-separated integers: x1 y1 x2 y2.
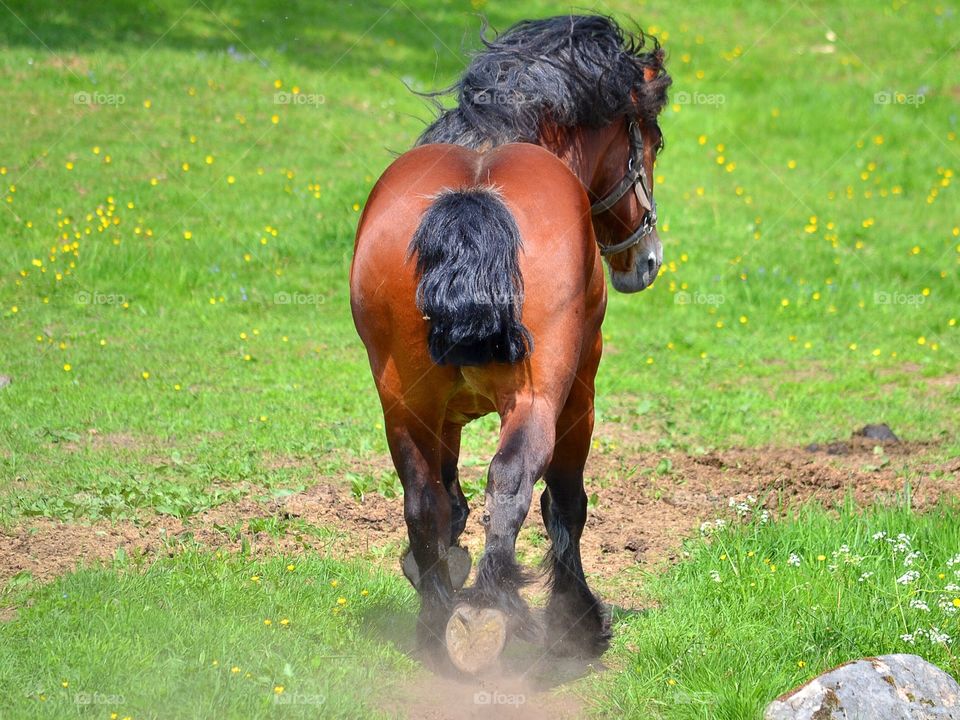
417 15 671 149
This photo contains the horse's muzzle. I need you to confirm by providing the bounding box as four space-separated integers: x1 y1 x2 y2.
608 233 662 293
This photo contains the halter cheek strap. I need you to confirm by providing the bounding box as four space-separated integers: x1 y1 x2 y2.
589 120 658 256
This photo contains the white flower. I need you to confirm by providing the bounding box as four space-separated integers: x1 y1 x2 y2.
909 599 930 612
759 510 770 524
945 584 960 592
858 572 874 582
903 550 922 566
896 570 920 585
709 569 722 583
928 627 952 644
872 531 887 541
788 553 801 567
945 553 960 567
901 632 916 645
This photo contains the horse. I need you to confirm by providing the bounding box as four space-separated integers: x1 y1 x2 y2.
350 15 671 672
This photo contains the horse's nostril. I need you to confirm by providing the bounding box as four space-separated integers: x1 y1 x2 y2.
647 254 657 275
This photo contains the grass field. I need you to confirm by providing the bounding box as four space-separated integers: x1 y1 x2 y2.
0 0 958 718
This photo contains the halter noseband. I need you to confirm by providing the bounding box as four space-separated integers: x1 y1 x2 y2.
589 119 658 257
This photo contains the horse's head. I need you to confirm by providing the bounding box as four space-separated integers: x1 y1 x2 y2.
589 57 668 293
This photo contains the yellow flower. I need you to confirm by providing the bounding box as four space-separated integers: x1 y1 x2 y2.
251 575 260 583
264 618 272 626
287 564 295 571
271 114 280 124
183 230 192 240
337 597 347 606
274 685 284 694
63 364 72 372
817 554 826 561
231 666 240 674
141 371 150 380
280 618 290 626
797 660 806 668
61 681 68 688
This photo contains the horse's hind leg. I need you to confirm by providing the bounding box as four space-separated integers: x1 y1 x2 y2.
541 361 611 657
439 421 471 589
382 404 456 654
448 397 555 670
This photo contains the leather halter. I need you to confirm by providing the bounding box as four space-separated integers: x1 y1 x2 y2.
589 119 658 257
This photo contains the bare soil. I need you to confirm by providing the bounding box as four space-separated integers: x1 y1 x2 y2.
3 430 956 594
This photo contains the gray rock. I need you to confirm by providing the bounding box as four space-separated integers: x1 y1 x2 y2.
855 423 900 442
765 654 960 719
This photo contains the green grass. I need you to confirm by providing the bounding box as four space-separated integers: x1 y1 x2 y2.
594 499 960 719
1 0 959 717
3 503 959 718
0 551 418 719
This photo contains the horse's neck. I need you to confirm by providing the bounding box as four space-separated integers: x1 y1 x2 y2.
539 126 605 197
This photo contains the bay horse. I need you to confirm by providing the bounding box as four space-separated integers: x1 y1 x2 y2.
350 15 671 672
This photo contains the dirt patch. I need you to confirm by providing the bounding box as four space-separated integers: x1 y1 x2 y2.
2 432 957 597
386 660 590 720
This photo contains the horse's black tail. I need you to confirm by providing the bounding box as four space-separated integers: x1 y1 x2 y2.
410 188 533 366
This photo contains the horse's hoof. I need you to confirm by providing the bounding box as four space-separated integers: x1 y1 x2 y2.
402 546 472 590
445 604 507 674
